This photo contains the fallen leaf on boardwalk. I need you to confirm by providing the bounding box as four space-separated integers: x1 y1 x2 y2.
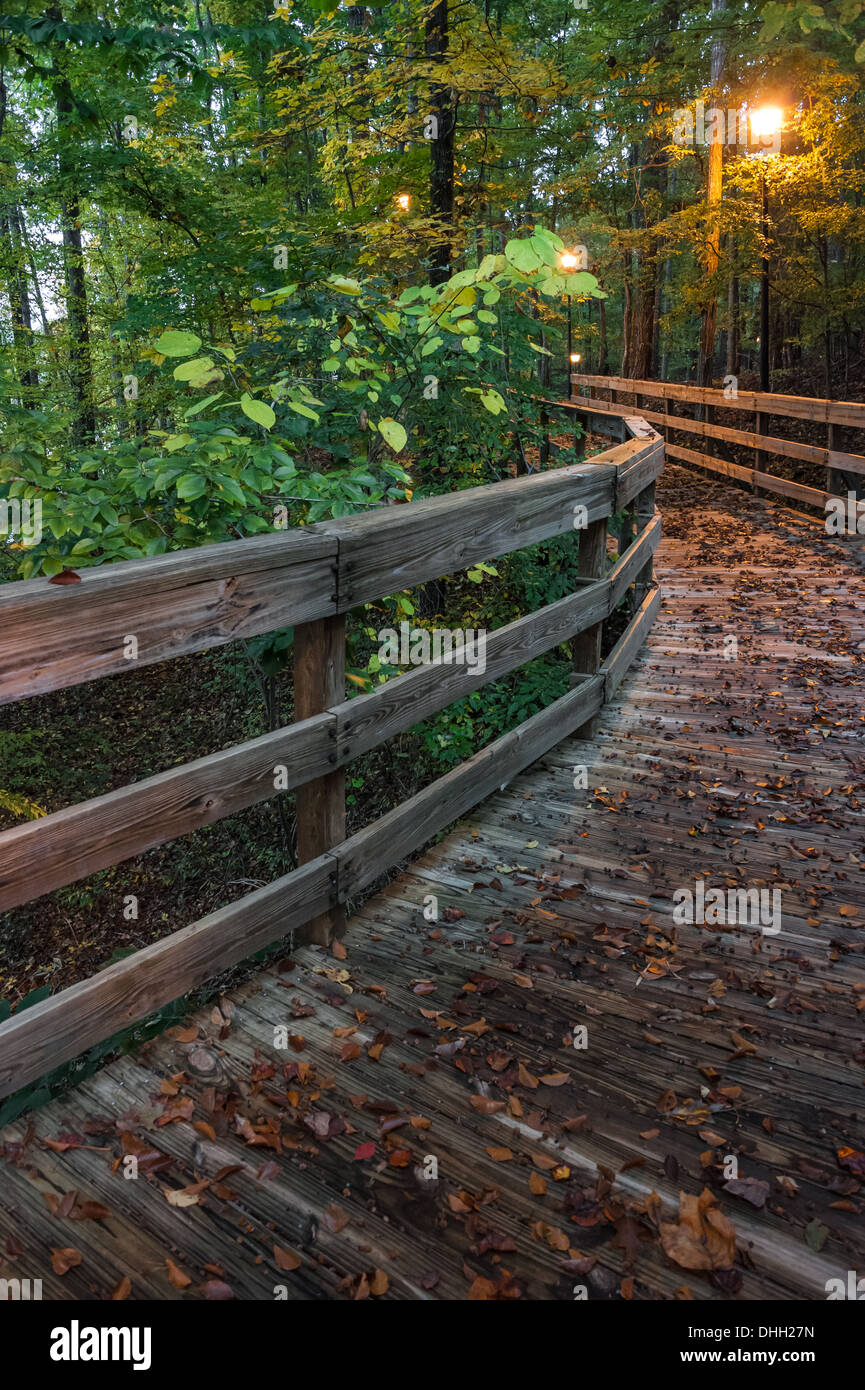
805 1219 829 1252
354 1141 376 1160
837 1146 865 1175
203 1280 234 1300
513 973 533 989
324 1203 350 1233
723 1177 769 1208
839 904 858 917
518 1062 539 1089
529 1172 547 1195
164 1186 203 1208
540 1072 569 1086
471 1096 505 1115
530 1152 558 1170
332 939 347 959
370 1269 388 1296
51 1248 82 1275
111 1275 131 1301
486 1147 514 1162
166 1258 192 1288
388 1149 412 1166
530 1221 569 1251
659 1189 736 1271
274 1245 302 1271
341 1042 362 1061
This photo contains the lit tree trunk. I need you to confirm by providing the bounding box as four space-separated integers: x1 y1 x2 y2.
697 0 727 387
425 0 455 284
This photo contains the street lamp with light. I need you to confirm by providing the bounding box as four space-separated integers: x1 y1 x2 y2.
748 105 783 390
560 249 579 381
395 193 411 211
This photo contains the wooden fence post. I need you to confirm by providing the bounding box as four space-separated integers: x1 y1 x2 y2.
826 421 841 499
294 615 346 944
635 482 656 604
754 409 766 495
571 516 607 736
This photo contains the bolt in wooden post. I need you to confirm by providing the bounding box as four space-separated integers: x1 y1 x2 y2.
571 515 607 737
294 614 346 944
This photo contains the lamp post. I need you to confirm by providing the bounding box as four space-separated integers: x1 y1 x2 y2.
749 106 783 392
560 249 578 390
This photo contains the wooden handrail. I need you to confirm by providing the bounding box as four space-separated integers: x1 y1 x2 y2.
0 423 664 1098
571 373 865 518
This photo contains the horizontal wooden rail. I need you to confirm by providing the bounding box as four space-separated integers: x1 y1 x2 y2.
0 422 664 1098
567 393 865 478
0 445 661 707
572 372 865 429
572 373 865 521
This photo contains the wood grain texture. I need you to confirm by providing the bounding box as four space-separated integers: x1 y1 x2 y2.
2 464 860 1301
294 616 347 944
0 854 337 1098
572 371 865 428
336 674 605 898
0 714 335 912
570 394 865 476
332 580 608 761
0 530 338 705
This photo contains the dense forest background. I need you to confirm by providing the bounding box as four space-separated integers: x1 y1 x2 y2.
1 0 865 1091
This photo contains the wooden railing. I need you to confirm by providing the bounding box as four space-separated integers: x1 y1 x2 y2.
0 425 663 1098
570 372 865 517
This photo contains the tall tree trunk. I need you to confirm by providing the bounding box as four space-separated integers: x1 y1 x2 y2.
697 0 727 387
725 239 739 377
425 0 455 284
48 5 96 443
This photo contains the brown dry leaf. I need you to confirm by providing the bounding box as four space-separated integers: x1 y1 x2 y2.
273 1245 302 1272
517 1062 539 1089
471 1096 505 1116
370 1268 389 1296
539 1072 569 1087
323 1203 349 1233
332 939 348 959
513 973 533 989
659 1188 736 1271
51 1247 82 1276
111 1275 132 1301
529 1172 547 1196
166 1258 192 1288
486 1147 514 1162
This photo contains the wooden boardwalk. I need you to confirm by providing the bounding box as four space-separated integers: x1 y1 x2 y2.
2 464 863 1301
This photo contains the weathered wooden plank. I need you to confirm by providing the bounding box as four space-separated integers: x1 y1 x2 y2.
325 457 626 608
665 442 754 484
336 674 605 898
0 714 334 912
615 441 664 507
572 372 865 429
0 854 337 1099
608 514 661 610
570 395 865 476
294 616 346 944
333 580 609 761
601 584 661 699
0 530 338 705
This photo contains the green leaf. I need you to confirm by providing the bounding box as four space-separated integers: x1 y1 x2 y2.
504 238 542 273
240 394 276 429
287 401 320 422
326 274 362 296
173 356 214 381
184 392 224 418
176 473 208 500
154 330 202 357
377 418 407 453
163 433 193 452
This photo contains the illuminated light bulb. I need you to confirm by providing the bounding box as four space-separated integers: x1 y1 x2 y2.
396 193 411 211
560 250 579 270
750 105 783 141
